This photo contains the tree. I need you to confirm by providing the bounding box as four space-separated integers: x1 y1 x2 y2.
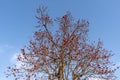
6 6 118 80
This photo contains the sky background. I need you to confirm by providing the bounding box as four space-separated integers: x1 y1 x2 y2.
0 0 120 80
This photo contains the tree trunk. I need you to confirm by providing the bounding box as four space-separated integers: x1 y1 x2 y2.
58 53 64 80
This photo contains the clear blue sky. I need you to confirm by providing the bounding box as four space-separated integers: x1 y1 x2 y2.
0 0 120 80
